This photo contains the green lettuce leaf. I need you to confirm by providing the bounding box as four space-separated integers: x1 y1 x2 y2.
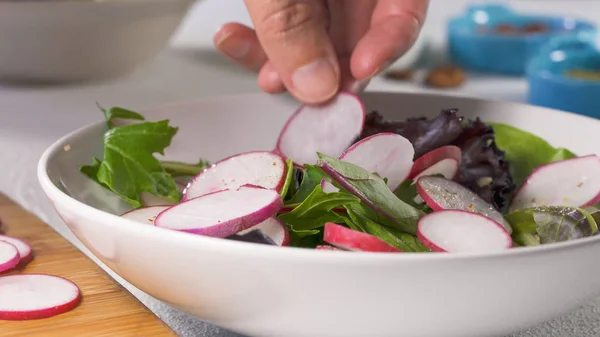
160 158 210 178
489 122 576 187
97 103 145 129
81 120 181 208
316 153 424 235
279 159 295 198
505 206 598 245
278 184 360 231
345 204 430 252
285 164 328 204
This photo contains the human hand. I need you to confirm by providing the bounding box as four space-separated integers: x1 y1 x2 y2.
213 0 429 105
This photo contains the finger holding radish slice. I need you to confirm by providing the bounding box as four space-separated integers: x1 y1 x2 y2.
417 210 513 253
0 241 19 273
183 151 287 201
275 92 366 166
235 217 290 246
323 223 403 253
408 145 462 180
322 132 415 193
0 274 81 320
416 176 512 234
120 206 171 225
155 186 283 238
509 155 600 212
0 235 33 267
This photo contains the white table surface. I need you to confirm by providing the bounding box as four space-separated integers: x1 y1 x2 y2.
1 45 600 337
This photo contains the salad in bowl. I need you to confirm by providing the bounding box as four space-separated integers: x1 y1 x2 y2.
81 92 600 255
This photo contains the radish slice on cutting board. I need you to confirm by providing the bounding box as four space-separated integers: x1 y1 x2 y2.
121 206 171 225
408 145 462 180
0 235 32 267
417 210 512 253
183 151 287 201
235 217 290 246
322 132 414 193
155 186 283 238
275 92 366 166
140 183 185 207
509 155 600 212
0 274 81 320
323 222 403 253
0 240 19 273
416 175 512 234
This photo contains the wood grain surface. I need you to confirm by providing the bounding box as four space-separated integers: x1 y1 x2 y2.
0 193 177 337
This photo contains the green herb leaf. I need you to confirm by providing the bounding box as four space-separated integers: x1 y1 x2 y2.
489 122 576 187
345 205 430 252
97 103 145 129
394 179 433 213
288 227 322 248
505 206 598 245
279 159 295 198
317 153 424 235
81 120 181 208
160 158 211 177
278 184 360 231
286 164 328 204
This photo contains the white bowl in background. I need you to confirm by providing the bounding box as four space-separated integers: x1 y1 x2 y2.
38 92 600 337
0 0 196 83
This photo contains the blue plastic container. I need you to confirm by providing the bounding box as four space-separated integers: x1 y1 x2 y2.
447 3 596 75
527 32 600 119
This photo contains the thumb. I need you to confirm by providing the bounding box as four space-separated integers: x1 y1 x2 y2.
244 0 340 104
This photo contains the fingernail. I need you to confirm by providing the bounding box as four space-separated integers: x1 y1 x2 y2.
291 58 339 102
215 32 251 60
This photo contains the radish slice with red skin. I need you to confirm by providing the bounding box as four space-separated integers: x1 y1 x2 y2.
316 245 343 251
408 145 462 180
0 274 81 320
410 158 459 183
322 132 415 193
416 176 512 234
509 155 600 212
183 151 287 201
417 210 513 253
0 241 19 273
0 235 32 267
140 183 185 207
275 92 366 166
236 217 290 246
121 206 171 225
323 222 403 253
155 186 283 238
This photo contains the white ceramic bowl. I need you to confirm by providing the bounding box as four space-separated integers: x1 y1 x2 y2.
0 0 195 83
38 92 600 337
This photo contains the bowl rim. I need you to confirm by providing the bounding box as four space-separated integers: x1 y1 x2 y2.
37 91 600 264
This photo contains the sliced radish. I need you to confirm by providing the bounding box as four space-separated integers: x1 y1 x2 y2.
155 186 283 238
509 155 600 212
140 183 185 207
417 210 513 253
183 151 287 201
121 206 171 225
0 235 32 267
323 222 403 253
408 145 462 180
0 241 19 273
410 158 459 182
322 132 414 193
416 176 512 234
236 217 289 246
0 274 81 320
316 245 343 251
275 92 366 166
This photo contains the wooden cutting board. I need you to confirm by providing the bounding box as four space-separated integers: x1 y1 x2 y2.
0 193 177 337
